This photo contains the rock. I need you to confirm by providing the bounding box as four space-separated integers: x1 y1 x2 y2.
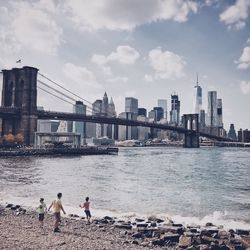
219 243 230 250
150 222 157 227
104 216 113 220
140 240 150 247
173 223 183 227
189 228 199 233
236 229 250 236
6 204 13 208
10 206 17 210
201 235 219 245
123 241 129 245
206 222 214 227
57 241 66 246
152 239 165 246
162 234 180 244
135 218 144 222
115 224 132 230
136 223 148 228
158 226 183 235
179 235 192 248
132 240 139 245
201 228 219 237
132 232 143 239
198 244 210 250
139 228 156 238
156 218 164 223
148 215 157 221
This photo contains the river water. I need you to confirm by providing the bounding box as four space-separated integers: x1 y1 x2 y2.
0 147 250 229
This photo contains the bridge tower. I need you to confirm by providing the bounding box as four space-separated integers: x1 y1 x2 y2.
1 66 38 145
183 114 200 148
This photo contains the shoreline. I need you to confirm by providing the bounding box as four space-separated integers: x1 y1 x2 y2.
1 203 250 249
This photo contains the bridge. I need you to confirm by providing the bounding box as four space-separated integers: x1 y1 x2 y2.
0 66 232 148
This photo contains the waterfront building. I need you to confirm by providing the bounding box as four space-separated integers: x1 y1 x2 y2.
228 124 237 141
125 97 138 115
170 94 180 125
73 101 86 144
153 107 164 121
157 99 167 120
194 75 202 118
200 109 206 128
118 112 137 140
238 129 250 142
138 108 147 117
207 91 217 127
137 115 149 141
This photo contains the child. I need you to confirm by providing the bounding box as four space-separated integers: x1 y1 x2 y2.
37 198 47 228
80 197 91 223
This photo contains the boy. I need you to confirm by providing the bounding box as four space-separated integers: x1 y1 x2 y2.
80 197 91 223
48 193 66 232
37 198 47 228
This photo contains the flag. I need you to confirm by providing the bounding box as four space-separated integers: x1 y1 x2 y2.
16 59 21 63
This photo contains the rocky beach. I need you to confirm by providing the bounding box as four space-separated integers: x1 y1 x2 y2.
1 204 250 250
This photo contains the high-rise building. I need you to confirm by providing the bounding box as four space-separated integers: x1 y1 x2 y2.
153 107 164 121
194 75 202 117
138 108 147 117
217 99 223 128
238 129 250 142
200 109 206 128
125 97 138 115
207 91 217 127
148 110 156 121
228 124 237 140
170 94 180 125
73 101 86 144
157 99 167 120
118 112 137 140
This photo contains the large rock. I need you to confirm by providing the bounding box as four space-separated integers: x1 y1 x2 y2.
158 225 183 235
236 229 250 236
161 233 180 244
115 224 132 230
179 235 193 248
136 223 148 228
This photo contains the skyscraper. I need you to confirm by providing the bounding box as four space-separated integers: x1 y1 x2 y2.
125 97 138 114
170 94 180 125
228 124 237 140
194 75 202 118
207 91 217 127
157 99 167 120
153 107 164 121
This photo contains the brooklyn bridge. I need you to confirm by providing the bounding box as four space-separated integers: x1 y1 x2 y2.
0 66 232 148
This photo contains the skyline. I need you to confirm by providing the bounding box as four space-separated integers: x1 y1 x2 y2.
0 0 250 131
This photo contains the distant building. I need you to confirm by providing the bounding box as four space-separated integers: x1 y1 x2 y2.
73 101 86 144
207 91 217 127
118 112 137 140
148 110 156 121
153 107 164 121
228 124 237 141
125 97 138 114
217 99 223 128
170 94 180 125
194 75 202 118
157 99 167 120
137 115 149 141
238 129 250 142
138 108 147 117
200 109 206 128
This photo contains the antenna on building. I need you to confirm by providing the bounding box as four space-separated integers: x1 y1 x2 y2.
195 73 199 88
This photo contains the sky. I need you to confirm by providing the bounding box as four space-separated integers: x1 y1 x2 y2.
0 0 250 131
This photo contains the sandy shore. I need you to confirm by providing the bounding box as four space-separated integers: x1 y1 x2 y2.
1 204 250 250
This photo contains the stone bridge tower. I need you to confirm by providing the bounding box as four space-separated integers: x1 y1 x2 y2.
183 114 200 148
1 66 38 145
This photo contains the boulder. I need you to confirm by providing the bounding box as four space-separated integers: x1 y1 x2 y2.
135 218 144 222
150 222 157 227
161 233 180 244
236 229 250 236
206 222 214 227
132 232 143 239
6 204 13 208
104 216 113 220
179 235 193 248
152 239 165 246
136 223 148 228
131 240 139 245
115 224 132 230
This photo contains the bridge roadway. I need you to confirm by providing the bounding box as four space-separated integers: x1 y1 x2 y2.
0 107 232 142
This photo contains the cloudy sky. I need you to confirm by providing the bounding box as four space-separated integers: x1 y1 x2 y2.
0 0 250 130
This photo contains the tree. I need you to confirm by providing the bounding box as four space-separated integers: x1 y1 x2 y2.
15 133 24 144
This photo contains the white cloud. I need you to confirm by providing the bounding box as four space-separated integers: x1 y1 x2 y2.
0 1 63 56
236 46 250 69
220 0 250 30
102 66 113 76
148 47 186 80
144 74 153 82
91 45 140 65
240 81 250 94
108 76 128 83
64 0 198 31
62 62 102 89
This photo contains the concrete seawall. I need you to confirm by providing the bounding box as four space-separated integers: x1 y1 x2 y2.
0 147 119 156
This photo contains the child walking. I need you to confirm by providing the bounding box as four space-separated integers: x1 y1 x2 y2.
80 197 91 223
37 198 47 228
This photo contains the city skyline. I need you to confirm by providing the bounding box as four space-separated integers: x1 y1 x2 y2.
0 0 250 131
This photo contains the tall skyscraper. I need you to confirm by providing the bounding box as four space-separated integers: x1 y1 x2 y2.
217 99 223 128
170 94 180 125
153 107 164 121
125 97 138 114
207 91 217 127
73 101 86 144
228 124 237 140
138 108 147 117
157 99 167 120
194 75 202 118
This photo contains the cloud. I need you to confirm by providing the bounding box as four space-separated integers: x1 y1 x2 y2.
144 74 153 82
102 66 113 76
62 62 102 89
148 47 186 80
220 0 250 30
236 46 250 69
91 45 140 65
64 0 198 31
0 1 63 56
240 81 250 94
108 76 128 83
